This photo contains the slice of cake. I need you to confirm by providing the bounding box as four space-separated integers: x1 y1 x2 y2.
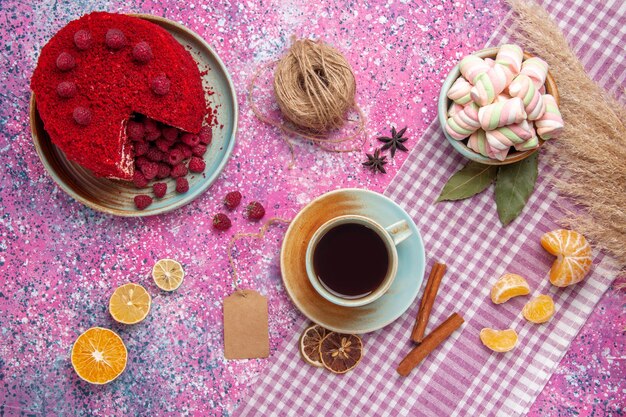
31 12 205 180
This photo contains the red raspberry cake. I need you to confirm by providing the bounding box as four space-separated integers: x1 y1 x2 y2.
31 12 205 180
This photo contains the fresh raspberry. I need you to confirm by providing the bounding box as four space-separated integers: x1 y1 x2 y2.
141 161 159 180
212 213 232 231
135 156 149 169
151 74 170 96
56 81 77 99
73 107 91 125
175 143 192 159
153 182 167 198
134 141 149 157
191 144 207 157
56 52 75 72
167 149 184 166
199 125 212 145
161 126 179 142
146 147 164 162
132 171 149 188
155 138 172 153
144 119 161 141
134 194 153 210
105 28 126 50
73 30 92 50
223 191 242 210
127 120 145 141
132 41 153 64
188 156 205 173
180 133 200 147
170 164 188 178
245 201 265 221
156 163 171 179
175 177 189 193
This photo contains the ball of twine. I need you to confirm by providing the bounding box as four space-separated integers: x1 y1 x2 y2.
273 39 356 132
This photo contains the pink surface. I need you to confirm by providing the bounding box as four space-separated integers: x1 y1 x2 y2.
0 1 623 416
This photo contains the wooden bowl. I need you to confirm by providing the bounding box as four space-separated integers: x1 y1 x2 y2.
29 14 238 216
438 47 559 165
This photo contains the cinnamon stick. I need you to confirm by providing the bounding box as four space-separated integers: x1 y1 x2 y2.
411 262 446 343
397 312 464 377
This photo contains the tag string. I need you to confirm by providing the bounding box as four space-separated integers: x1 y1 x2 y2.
228 217 292 297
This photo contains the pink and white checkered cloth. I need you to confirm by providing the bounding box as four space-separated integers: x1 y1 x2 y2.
235 1 625 415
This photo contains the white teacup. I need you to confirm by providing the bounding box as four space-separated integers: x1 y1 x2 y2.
305 215 412 307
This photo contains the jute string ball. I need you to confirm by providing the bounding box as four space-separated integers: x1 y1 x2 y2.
273 39 356 132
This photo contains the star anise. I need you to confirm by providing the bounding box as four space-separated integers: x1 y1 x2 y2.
362 148 387 174
377 126 408 158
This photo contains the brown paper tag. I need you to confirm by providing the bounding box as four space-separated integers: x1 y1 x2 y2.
223 289 269 359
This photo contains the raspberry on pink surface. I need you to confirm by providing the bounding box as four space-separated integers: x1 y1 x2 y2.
188 156 205 173
224 191 242 210
212 213 232 231
153 182 167 198
134 194 152 210
245 201 266 221
175 177 189 193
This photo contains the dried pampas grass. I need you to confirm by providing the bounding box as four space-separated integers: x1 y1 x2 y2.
507 0 626 268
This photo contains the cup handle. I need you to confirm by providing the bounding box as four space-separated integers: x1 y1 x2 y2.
385 220 412 246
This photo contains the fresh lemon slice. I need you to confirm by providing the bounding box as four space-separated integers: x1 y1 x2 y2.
300 324 329 367
152 259 185 291
319 332 363 374
479 328 518 353
109 283 151 324
490 273 530 304
71 327 127 384
522 294 555 324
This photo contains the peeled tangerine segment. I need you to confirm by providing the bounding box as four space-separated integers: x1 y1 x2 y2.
490 273 530 304
522 294 555 324
480 328 518 353
540 229 592 287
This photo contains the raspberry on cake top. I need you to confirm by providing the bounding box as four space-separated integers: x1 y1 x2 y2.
31 12 206 180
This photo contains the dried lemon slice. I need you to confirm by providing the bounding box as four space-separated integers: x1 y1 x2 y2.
71 327 127 384
490 273 530 304
319 332 363 374
479 328 518 353
522 294 555 324
299 324 329 367
152 259 185 291
109 283 151 324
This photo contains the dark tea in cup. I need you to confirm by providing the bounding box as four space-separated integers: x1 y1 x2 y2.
313 222 390 298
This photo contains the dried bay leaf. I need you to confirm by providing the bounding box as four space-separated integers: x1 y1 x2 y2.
495 152 538 226
436 161 499 202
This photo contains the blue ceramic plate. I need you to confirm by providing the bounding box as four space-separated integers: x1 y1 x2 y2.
30 14 237 216
280 188 426 334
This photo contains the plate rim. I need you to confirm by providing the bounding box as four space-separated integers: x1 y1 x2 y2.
29 13 238 217
280 188 426 333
